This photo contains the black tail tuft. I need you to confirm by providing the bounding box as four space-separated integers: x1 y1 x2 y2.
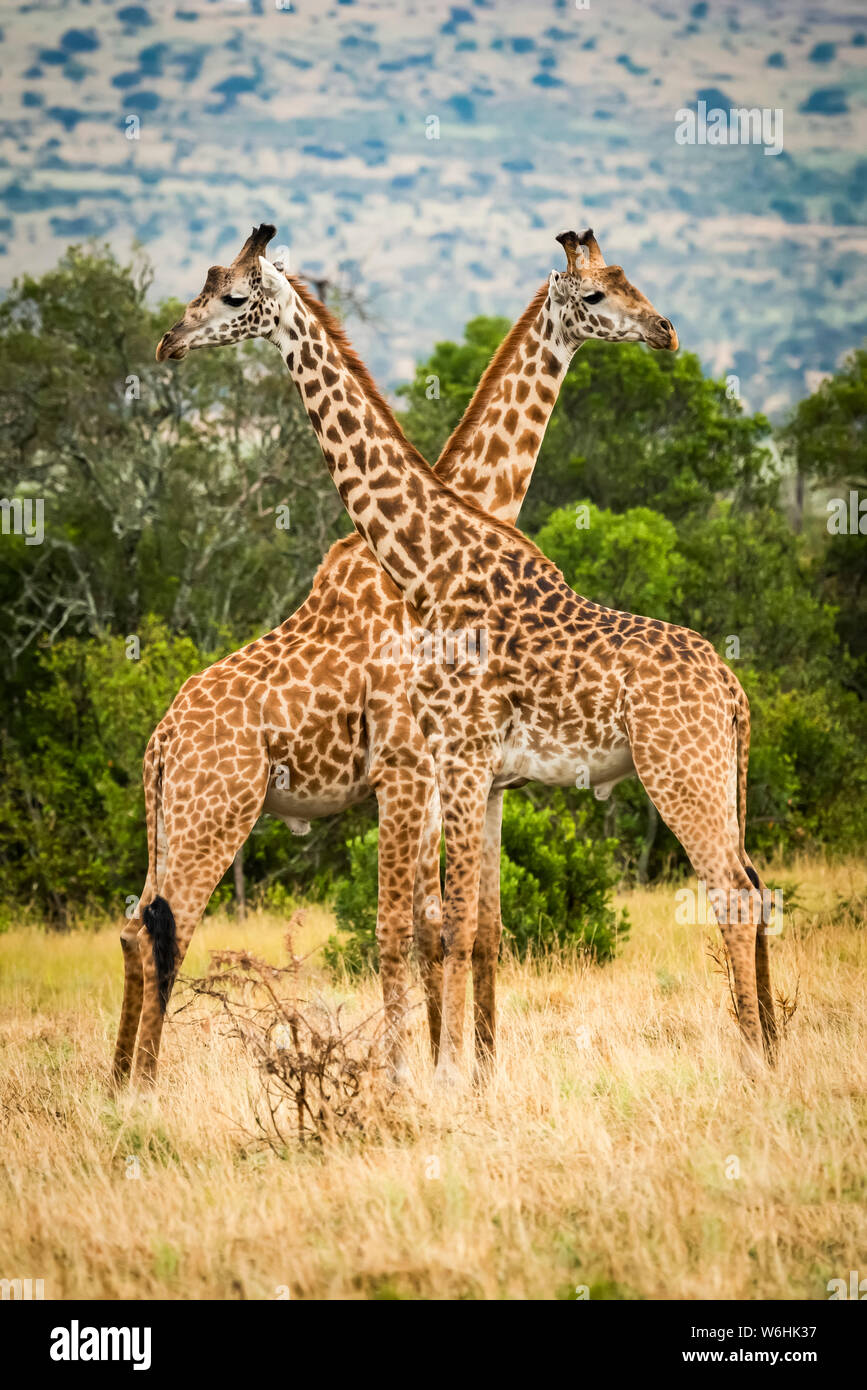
745 865 761 893
143 895 178 1013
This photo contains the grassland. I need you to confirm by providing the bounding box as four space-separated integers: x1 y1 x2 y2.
1 858 865 1301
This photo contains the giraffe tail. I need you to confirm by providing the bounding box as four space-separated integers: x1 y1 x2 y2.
142 731 178 1013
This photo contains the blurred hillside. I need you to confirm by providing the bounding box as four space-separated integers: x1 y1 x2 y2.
1 0 865 415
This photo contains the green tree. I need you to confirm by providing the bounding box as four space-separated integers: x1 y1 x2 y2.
396 314 511 464
531 342 775 531
399 323 776 533
782 346 867 492
0 620 219 923
780 346 867 697
499 793 629 960
535 503 686 618
0 245 344 671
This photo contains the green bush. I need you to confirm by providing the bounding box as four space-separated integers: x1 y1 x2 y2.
741 672 867 858
323 828 381 976
325 792 629 975
0 619 220 922
0 618 373 923
500 792 629 960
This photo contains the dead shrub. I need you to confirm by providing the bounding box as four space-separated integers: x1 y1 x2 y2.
181 911 395 1146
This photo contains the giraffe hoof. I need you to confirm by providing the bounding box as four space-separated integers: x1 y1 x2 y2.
472 1058 496 1091
130 1065 158 1090
387 1059 412 1089
738 1043 766 1079
433 1059 462 1091
109 1065 131 1094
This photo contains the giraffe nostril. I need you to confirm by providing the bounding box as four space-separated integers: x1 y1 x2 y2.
657 317 672 332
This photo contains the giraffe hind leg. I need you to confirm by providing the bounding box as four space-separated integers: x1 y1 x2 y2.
132 846 250 1086
113 892 180 1087
132 764 268 1085
682 832 766 1070
112 914 146 1087
628 740 766 1072
743 859 779 1065
472 788 505 1082
112 826 166 1087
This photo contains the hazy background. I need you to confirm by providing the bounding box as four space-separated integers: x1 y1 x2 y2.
1 1 864 924
1 0 865 416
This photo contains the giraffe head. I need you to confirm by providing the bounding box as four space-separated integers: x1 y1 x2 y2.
548 229 678 351
155 223 283 361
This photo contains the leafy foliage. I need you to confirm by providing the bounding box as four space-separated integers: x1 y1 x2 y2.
499 794 629 960
325 795 629 974
324 828 381 976
779 347 867 699
781 347 867 491
0 247 863 922
0 245 345 673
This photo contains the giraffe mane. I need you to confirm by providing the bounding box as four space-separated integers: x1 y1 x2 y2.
287 274 432 474
287 273 550 535
433 282 549 471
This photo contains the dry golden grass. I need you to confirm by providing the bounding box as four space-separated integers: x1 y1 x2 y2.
1 859 865 1301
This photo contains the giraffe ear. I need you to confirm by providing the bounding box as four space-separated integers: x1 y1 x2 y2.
258 256 285 297
548 269 569 304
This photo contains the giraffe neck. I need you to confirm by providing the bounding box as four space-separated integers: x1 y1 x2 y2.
270 282 459 613
433 286 577 526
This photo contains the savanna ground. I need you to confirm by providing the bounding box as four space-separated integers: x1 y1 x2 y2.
1 857 865 1302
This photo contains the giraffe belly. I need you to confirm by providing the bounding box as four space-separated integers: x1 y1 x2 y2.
263 780 371 825
493 737 635 795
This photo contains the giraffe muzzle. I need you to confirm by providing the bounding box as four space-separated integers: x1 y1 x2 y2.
648 317 678 351
155 331 189 362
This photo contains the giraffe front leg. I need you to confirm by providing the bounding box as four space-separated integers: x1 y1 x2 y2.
374 767 432 1085
472 788 505 1083
412 786 444 1064
436 763 490 1085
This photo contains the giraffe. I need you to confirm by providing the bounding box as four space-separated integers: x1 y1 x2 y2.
184 225 772 1082
370 233 775 1081
116 224 678 1086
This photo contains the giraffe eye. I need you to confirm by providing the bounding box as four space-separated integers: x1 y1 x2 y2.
584 291 605 305
222 294 248 308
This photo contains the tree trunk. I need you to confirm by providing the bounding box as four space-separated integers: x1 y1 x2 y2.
794 469 805 533
233 846 246 921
